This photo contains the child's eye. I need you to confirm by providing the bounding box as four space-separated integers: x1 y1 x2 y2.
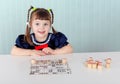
44 23 48 26
35 23 39 26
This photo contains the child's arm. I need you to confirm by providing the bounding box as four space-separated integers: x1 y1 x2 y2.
53 44 73 55
11 46 46 56
42 44 73 55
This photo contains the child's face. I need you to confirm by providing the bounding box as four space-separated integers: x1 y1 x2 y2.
31 19 51 39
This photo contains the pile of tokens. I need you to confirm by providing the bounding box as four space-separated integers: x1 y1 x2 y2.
31 58 67 65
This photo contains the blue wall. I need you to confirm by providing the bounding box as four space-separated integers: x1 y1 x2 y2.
0 0 120 54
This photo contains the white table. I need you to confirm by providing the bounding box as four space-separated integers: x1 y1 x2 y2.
0 52 120 84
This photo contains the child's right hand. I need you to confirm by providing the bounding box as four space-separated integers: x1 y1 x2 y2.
30 50 46 56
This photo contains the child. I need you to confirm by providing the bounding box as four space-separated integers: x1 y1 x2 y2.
11 6 73 56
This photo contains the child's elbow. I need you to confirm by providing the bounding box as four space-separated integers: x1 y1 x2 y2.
70 45 73 53
67 44 73 53
10 49 14 56
10 46 16 56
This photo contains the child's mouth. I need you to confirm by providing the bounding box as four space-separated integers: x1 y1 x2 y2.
38 31 45 34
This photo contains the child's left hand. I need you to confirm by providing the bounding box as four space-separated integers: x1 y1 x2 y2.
42 47 55 55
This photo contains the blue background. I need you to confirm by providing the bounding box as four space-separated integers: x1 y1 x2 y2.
0 0 120 54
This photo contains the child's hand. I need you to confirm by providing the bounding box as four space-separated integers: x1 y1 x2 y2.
30 50 46 56
42 47 55 55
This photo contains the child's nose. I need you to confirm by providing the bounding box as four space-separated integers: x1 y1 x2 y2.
39 25 44 29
